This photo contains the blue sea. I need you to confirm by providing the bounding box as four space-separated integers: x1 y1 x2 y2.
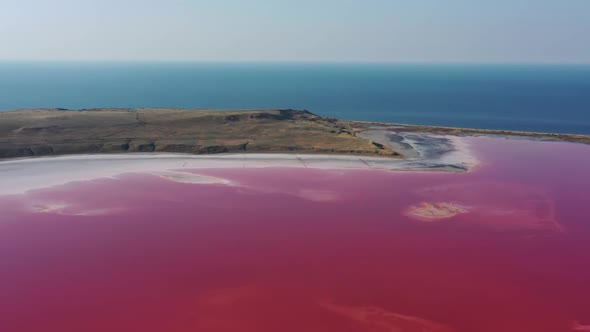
1 62 589 134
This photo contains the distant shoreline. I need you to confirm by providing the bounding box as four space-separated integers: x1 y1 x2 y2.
1 63 589 135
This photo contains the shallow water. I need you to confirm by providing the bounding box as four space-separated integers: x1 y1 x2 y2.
1 137 590 332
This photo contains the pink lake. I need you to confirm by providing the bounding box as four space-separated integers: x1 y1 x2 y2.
1 137 590 332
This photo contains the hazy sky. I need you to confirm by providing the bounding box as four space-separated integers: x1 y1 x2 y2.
1 0 589 63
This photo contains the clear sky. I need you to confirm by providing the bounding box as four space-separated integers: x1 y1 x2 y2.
1 0 589 63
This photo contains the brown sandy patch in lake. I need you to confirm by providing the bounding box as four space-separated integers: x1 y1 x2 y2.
406 202 468 222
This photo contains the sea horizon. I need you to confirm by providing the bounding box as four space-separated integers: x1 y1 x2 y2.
1 62 589 134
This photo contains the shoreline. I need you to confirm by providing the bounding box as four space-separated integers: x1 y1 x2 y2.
1 132 584 197
0 108 588 165
354 120 590 145
0 133 477 196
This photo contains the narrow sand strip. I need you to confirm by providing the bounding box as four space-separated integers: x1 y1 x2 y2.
0 134 477 196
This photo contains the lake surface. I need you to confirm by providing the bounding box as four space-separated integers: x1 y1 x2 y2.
1 137 590 332
1 62 590 134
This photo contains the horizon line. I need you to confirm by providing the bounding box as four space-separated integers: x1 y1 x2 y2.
1 59 590 66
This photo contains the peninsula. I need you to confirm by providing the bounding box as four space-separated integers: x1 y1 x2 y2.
1 108 588 161
0 108 396 159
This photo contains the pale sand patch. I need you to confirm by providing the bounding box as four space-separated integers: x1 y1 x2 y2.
31 202 118 216
32 202 69 214
405 202 468 222
413 182 564 232
573 322 590 331
231 184 342 203
149 171 232 185
319 300 453 332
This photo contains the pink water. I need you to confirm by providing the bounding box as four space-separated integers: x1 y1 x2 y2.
1 137 590 332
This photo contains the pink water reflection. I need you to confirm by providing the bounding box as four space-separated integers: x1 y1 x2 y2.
1 137 590 332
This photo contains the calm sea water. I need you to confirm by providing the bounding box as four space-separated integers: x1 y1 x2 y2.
1 62 589 134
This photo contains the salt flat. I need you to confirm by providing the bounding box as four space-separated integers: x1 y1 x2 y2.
0 134 476 196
